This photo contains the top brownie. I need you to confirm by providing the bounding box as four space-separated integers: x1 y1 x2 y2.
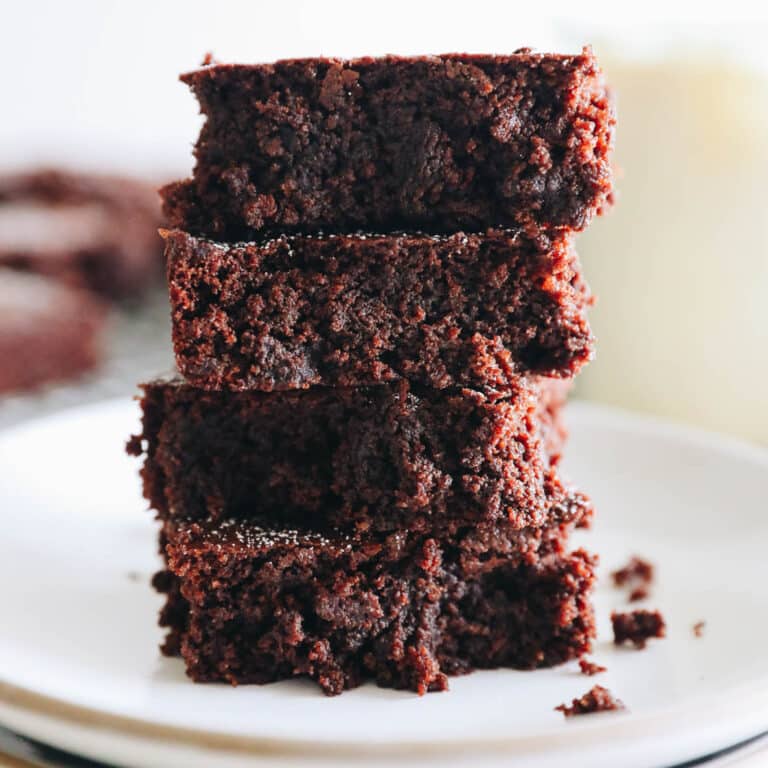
163 49 614 239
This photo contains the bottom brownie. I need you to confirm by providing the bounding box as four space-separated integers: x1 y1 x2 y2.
156 496 595 695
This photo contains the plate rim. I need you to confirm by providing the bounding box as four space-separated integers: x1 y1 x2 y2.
1 676 767 760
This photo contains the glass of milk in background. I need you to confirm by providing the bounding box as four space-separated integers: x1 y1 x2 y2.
571 26 768 444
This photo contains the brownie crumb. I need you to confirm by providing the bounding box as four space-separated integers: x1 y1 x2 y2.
612 610 666 649
693 621 706 638
556 685 624 717
579 658 606 676
612 556 654 588
628 586 649 602
125 434 143 457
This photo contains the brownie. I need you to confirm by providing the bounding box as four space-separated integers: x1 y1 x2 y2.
555 685 624 716
0 169 162 300
611 556 655 602
128 376 584 533
0 268 107 393
156 514 596 695
163 49 614 239
164 228 592 393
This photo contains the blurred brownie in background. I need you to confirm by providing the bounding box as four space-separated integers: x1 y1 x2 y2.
0 169 163 300
0 268 106 393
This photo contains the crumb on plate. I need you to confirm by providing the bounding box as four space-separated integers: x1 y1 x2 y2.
612 609 666 649
612 556 653 587
556 685 625 717
579 658 607 676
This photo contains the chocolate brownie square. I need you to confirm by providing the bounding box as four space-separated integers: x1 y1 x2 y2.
128 377 582 533
156 513 596 695
163 49 614 239
164 228 592 393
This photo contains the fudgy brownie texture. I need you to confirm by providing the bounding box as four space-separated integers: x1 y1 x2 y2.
0 268 106 393
164 228 592 393
611 610 666 649
155 511 596 695
162 49 614 239
555 685 624 717
0 169 163 300
128 376 583 533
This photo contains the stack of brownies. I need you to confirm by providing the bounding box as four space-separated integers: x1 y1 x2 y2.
128 49 614 695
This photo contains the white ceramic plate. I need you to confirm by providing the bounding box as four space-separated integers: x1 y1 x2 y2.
0 399 766 768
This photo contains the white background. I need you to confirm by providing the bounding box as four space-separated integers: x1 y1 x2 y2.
2 1 766 176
